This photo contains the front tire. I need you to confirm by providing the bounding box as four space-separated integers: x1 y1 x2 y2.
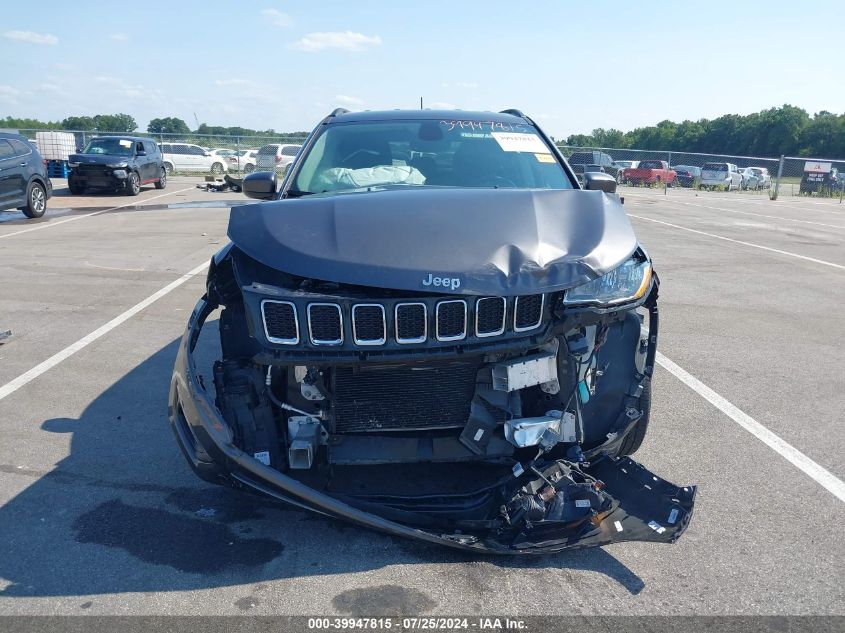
210 162 224 175
126 171 141 196
244 163 255 174
21 182 47 218
615 377 652 456
154 167 167 189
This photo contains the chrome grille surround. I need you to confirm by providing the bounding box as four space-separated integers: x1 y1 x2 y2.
307 303 344 346
475 296 507 337
394 302 427 344
513 294 545 332
435 299 467 342
351 303 387 346
261 299 299 345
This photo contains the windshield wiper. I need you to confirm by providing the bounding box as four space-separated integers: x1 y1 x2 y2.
285 189 314 198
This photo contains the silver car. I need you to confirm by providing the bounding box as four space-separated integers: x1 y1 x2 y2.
742 167 771 190
699 162 743 191
255 143 302 173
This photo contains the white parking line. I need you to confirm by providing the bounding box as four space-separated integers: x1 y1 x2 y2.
628 213 845 271
657 352 845 503
0 260 209 403
0 187 194 240
635 199 845 230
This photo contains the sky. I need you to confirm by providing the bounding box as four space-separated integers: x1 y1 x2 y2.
2 0 844 138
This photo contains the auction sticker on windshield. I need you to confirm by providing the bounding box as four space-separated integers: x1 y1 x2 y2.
492 132 550 153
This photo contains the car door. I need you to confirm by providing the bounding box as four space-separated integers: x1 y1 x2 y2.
133 140 151 182
188 145 207 171
141 140 159 180
0 139 25 209
171 144 188 170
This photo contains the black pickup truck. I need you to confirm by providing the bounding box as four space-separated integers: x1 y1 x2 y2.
68 136 166 195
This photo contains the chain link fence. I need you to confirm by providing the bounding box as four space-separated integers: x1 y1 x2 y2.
17 129 309 176
556 144 781 195
14 128 845 201
772 156 845 201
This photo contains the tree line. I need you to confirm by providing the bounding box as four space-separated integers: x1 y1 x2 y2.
3 105 843 157
0 114 307 140
562 105 844 159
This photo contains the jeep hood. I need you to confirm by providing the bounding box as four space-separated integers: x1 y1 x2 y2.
227 188 638 295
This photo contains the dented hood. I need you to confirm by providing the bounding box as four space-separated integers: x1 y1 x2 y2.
227 188 638 295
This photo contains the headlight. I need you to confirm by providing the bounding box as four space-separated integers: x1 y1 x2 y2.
563 257 652 307
107 162 128 168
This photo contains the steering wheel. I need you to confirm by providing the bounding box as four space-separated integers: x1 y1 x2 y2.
478 175 517 188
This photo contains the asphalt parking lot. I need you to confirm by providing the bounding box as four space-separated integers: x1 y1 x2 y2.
0 180 843 616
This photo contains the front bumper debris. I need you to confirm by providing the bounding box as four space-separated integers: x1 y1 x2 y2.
169 297 696 554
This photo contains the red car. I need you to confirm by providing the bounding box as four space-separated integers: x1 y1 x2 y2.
622 160 677 186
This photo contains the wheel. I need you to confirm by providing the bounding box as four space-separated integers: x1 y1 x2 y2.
68 178 85 195
154 166 167 189
163 162 174 175
615 377 651 457
244 163 255 174
21 181 47 218
210 162 224 175
126 171 141 196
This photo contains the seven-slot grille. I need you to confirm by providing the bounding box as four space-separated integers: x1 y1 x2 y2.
261 294 545 346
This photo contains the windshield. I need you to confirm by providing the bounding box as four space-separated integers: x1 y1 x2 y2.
291 119 572 194
702 162 728 172
82 138 136 156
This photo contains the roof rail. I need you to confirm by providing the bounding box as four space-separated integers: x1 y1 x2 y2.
329 108 350 117
499 108 526 118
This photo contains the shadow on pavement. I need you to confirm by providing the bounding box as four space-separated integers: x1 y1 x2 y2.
0 332 645 598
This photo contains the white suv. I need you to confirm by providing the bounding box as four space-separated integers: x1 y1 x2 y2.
160 143 229 174
255 143 301 172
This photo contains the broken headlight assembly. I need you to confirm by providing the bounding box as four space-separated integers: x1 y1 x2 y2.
563 256 652 307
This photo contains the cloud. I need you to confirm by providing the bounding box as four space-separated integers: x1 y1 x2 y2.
290 31 382 52
334 94 364 108
110 33 129 41
3 30 58 45
261 8 292 28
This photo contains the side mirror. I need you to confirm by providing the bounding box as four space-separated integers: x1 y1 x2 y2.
204 151 211 157
583 172 617 193
136 150 146 156
243 171 278 200
76 147 83 153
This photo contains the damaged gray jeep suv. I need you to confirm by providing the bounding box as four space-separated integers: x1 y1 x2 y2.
168 108 696 553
